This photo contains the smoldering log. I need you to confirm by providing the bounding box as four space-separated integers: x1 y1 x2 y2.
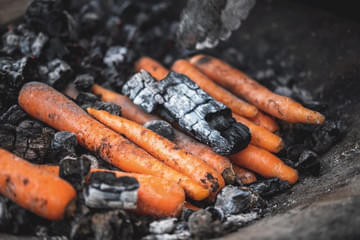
122 70 250 155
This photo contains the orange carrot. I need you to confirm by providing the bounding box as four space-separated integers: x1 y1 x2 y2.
135 57 169 81
232 165 257 185
249 111 279 132
90 169 185 217
171 59 258 118
190 55 325 124
230 145 298 184
34 164 60 176
88 108 225 194
92 84 236 184
233 114 283 153
0 148 76 220
18 82 209 201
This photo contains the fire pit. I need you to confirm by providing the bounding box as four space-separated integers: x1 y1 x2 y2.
1 0 360 239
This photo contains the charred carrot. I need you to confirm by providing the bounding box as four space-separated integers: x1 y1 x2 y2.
135 57 169 81
232 165 257 185
92 84 236 184
250 111 279 132
190 55 325 124
18 82 209 201
90 169 185 217
233 114 283 153
0 148 76 220
88 108 225 194
171 59 258 118
230 145 298 184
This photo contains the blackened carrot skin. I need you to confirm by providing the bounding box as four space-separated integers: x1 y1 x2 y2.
0 148 76 220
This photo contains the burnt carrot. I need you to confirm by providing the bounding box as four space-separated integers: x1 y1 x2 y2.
233 113 284 153
18 82 209 201
232 165 257 185
92 84 236 184
230 144 298 184
135 57 169 81
0 148 76 220
90 169 185 217
88 108 225 194
171 59 258 118
249 111 279 132
190 55 325 124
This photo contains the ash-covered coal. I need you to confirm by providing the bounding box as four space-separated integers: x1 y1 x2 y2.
38 58 72 90
122 70 250 155
84 172 139 210
50 131 78 160
143 120 175 141
76 92 121 116
249 178 291 198
74 74 95 92
59 154 91 190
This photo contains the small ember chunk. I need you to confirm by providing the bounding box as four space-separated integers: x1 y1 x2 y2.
215 185 259 216
122 70 250 155
84 172 139 209
74 74 95 92
51 131 78 160
249 178 291 197
143 120 175 141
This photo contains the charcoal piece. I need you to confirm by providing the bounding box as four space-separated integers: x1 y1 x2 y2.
286 144 306 161
80 154 99 169
1 30 20 55
296 150 320 176
30 32 48 58
177 0 255 49
311 120 346 154
76 92 121 116
100 67 128 91
215 186 258 216
50 131 77 160
122 70 250 155
0 105 27 125
0 124 16 151
103 46 128 68
143 120 175 141
59 155 91 190
14 120 55 164
249 178 291 197
43 38 69 60
149 218 177 234
205 206 225 222
76 92 99 105
187 209 223 238
39 59 72 89
74 74 95 92
84 172 139 209
180 208 195 222
92 101 121 116
91 210 135 240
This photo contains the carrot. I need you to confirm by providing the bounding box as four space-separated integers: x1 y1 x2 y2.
92 84 236 184
90 169 185 217
230 145 298 184
87 108 225 194
249 111 279 132
18 82 209 201
0 148 76 220
135 56 169 81
232 165 257 185
190 55 325 124
34 164 60 176
171 59 258 118
232 114 284 153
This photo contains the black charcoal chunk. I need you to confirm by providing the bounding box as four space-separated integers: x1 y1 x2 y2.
149 218 177 234
14 120 55 164
1 30 20 54
143 120 175 141
76 92 99 105
0 105 27 125
122 70 250 155
188 209 223 238
177 0 255 49
76 92 121 116
39 59 72 89
74 74 95 92
215 186 258 216
0 124 16 151
296 150 320 176
103 46 128 68
59 155 90 190
311 120 346 154
51 131 77 160
249 178 291 197
80 154 99 169
84 172 139 209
